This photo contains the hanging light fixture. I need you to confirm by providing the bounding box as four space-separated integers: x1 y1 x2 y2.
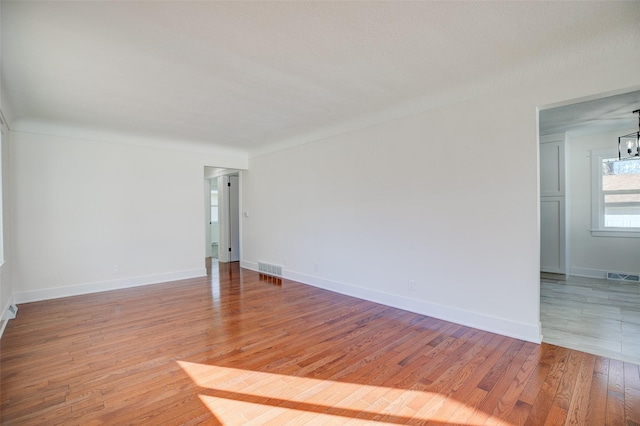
618 109 640 160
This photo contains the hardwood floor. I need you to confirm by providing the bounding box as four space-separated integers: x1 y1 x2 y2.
541 274 640 365
1 262 639 425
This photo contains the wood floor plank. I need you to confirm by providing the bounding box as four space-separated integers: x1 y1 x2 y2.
585 370 609 425
626 363 640 425
517 343 569 425
421 334 513 423
565 352 596 425
606 358 627 426
444 386 487 425
488 342 541 422
472 341 537 424
519 357 551 407
606 389 626 426
1 261 639 425
477 339 526 391
393 332 499 421
543 404 567 426
549 349 583 414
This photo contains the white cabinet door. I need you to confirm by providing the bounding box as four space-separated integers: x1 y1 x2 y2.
540 136 565 197
540 133 567 274
540 197 566 273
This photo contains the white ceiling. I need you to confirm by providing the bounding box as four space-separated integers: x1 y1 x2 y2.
2 1 639 156
540 91 640 137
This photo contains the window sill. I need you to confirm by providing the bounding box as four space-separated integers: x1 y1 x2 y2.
591 229 640 238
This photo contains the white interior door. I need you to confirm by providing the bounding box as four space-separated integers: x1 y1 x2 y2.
228 175 240 262
218 174 240 263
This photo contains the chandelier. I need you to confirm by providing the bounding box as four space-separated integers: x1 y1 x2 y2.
618 109 640 160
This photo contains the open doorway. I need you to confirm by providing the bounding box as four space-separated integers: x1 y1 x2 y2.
538 89 640 364
204 167 241 264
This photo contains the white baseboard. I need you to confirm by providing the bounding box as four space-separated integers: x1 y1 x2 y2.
570 267 640 281
241 260 541 343
569 267 608 279
0 295 16 339
13 268 207 304
240 260 259 272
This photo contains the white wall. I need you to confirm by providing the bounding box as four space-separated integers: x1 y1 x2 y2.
242 59 640 342
10 131 247 302
0 0 12 334
1 128 13 332
568 129 640 277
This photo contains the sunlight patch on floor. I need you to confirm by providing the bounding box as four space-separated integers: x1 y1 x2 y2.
178 360 513 425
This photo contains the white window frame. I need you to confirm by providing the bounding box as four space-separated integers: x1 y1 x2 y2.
591 148 640 238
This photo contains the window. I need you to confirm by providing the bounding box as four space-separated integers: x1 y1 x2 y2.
591 148 640 237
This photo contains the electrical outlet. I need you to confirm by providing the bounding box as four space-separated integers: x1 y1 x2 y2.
113 265 119 274
408 280 416 292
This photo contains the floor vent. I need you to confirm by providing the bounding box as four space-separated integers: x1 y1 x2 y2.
607 272 640 282
258 262 283 277
4 304 17 320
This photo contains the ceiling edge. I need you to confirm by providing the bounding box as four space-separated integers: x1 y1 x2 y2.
9 119 250 160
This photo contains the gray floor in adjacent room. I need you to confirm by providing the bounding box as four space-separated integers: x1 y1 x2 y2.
540 273 640 365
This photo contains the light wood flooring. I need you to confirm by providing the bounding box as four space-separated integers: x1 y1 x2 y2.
541 274 640 366
0 262 639 424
